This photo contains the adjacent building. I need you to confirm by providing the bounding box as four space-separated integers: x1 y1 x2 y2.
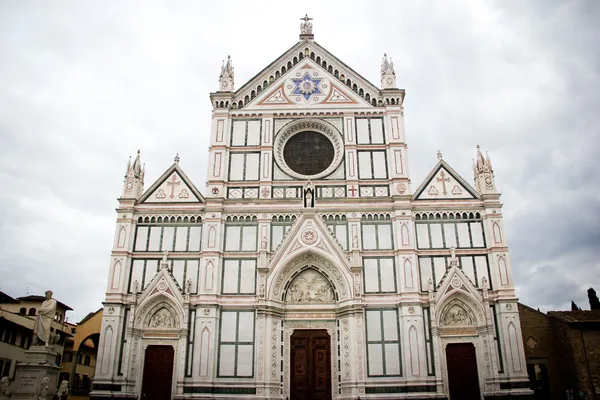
519 302 600 400
92 18 530 399
60 308 102 396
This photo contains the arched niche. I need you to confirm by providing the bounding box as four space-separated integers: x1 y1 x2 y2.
283 267 337 303
268 252 351 302
135 295 184 331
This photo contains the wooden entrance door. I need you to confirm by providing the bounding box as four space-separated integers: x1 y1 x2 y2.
290 330 331 400
446 343 481 400
141 345 174 400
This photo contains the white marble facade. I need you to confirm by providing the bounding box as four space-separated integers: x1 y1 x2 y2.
91 19 531 400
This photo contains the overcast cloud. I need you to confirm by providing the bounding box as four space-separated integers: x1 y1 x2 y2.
0 1 598 321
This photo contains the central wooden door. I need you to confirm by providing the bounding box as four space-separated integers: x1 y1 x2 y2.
141 345 174 400
446 343 481 400
290 329 331 400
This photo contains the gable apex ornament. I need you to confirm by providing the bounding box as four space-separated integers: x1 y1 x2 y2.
300 14 314 39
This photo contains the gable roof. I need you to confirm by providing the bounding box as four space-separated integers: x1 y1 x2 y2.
548 310 600 324
138 162 204 204
230 39 400 108
413 159 480 200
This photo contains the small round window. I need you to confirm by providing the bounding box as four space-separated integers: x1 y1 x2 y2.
283 131 334 176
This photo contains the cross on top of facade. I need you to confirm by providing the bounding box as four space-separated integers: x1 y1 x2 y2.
300 14 313 36
300 14 313 23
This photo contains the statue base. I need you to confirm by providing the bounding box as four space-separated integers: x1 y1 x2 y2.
11 346 61 399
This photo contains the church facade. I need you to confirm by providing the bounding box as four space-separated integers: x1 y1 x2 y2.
92 18 531 400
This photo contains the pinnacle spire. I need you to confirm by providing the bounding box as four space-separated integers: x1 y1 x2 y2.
380 53 396 89
174 153 180 165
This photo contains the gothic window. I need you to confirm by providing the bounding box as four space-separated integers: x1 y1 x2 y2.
363 257 396 293
218 310 255 377
361 216 393 250
221 259 256 295
228 152 260 181
356 117 385 144
133 222 202 252
357 150 387 179
365 309 402 376
224 219 258 252
270 215 296 250
231 120 261 146
323 215 348 250
415 219 485 249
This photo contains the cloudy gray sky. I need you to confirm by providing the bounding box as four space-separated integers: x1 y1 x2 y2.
0 1 598 321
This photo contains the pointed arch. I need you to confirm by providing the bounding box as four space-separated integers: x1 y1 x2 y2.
111 260 122 289
208 225 216 248
117 226 126 248
268 251 351 302
283 267 337 303
507 322 522 372
498 255 509 285
401 223 410 246
493 222 502 243
408 325 420 375
199 326 210 376
403 258 413 288
100 325 113 374
205 260 214 290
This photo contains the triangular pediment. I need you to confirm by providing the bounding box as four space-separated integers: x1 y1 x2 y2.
413 160 479 201
434 262 480 304
137 260 185 307
231 40 385 109
268 212 352 273
139 163 204 204
243 58 374 110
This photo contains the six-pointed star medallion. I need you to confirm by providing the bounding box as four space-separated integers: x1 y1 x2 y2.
291 73 322 100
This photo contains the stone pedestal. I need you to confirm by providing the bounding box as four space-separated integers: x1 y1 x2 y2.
11 346 60 400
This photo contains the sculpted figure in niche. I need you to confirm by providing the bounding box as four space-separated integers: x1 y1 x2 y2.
32 290 57 346
443 305 474 326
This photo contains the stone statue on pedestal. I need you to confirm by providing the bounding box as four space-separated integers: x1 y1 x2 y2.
32 291 57 346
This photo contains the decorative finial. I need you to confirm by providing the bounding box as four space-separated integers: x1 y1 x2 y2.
437 150 443 161
218 55 235 91
161 251 169 269
174 153 180 165
380 53 396 89
300 14 313 36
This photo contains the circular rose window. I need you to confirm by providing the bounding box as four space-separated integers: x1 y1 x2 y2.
274 119 343 180
283 131 334 176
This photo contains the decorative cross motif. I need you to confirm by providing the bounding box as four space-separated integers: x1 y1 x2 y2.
348 186 358 197
167 174 181 199
300 14 313 24
436 170 450 195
